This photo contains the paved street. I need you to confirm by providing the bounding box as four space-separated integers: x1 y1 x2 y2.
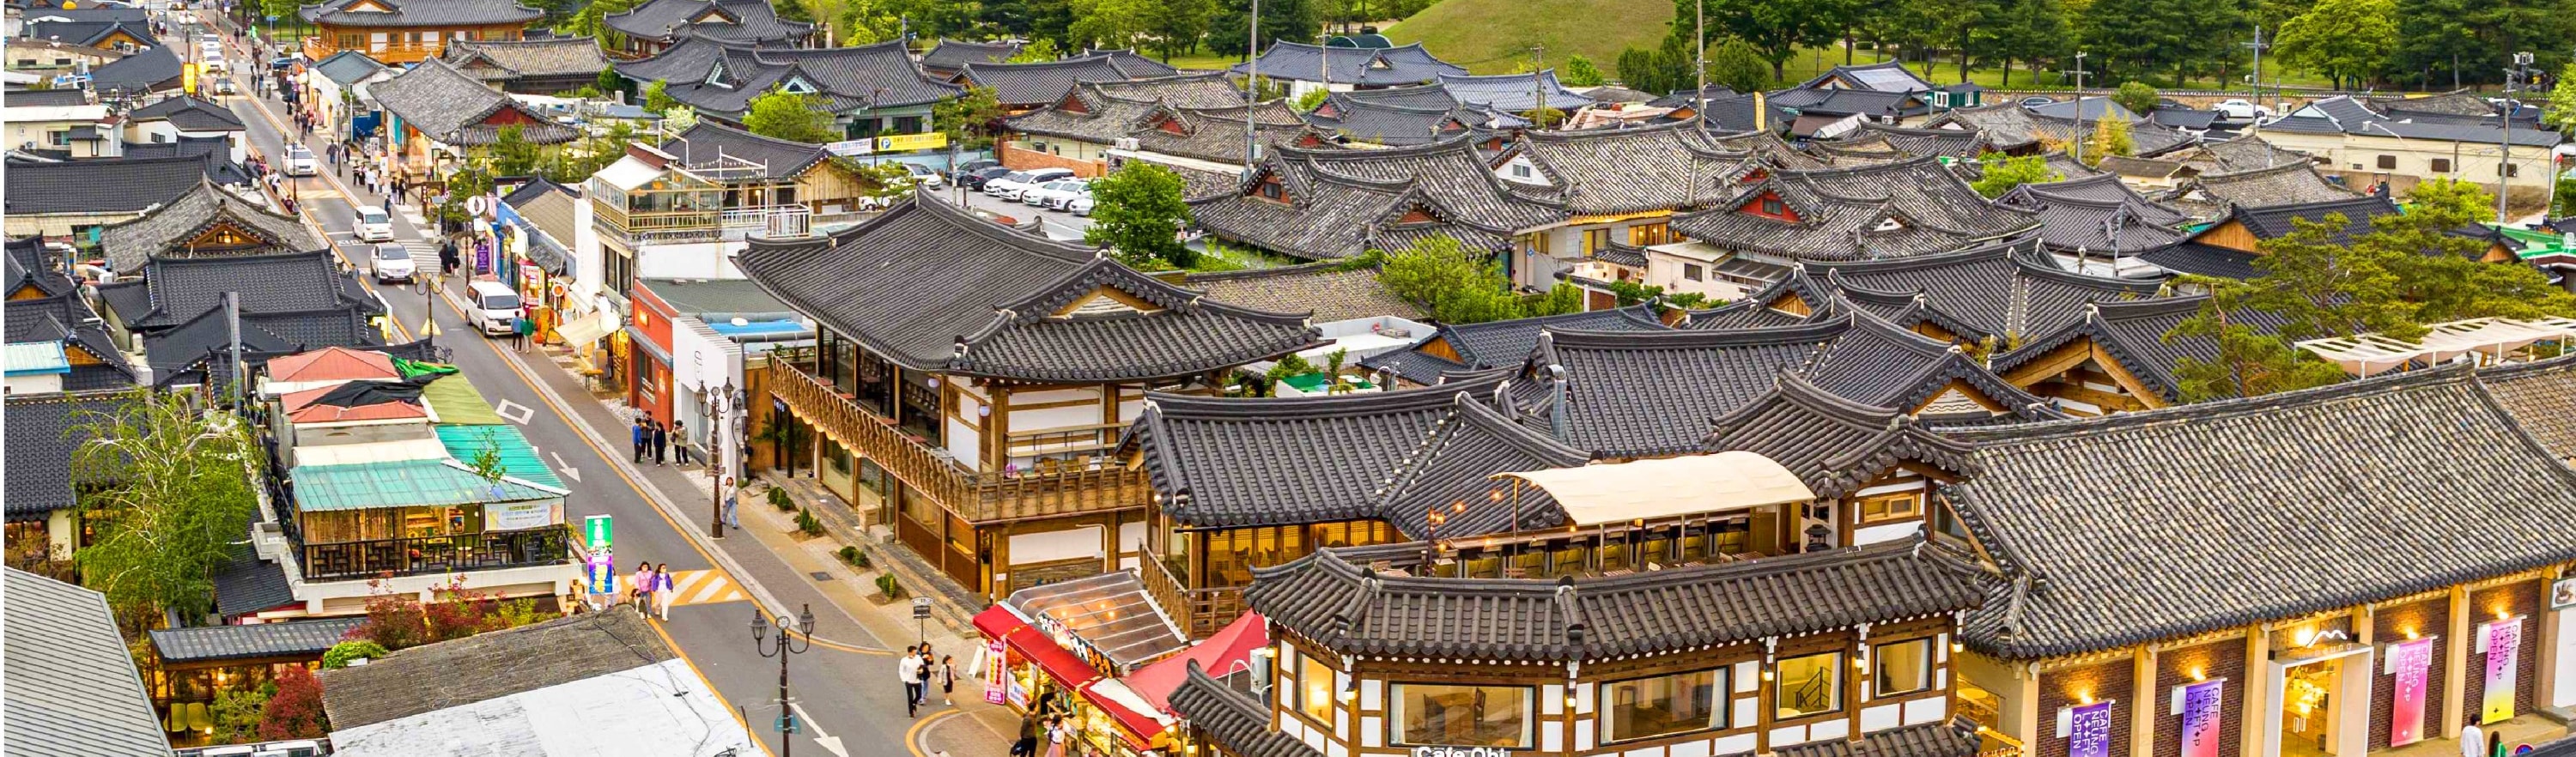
922 181 1096 240
193 19 1019 757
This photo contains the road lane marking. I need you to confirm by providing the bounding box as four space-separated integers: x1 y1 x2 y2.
666 569 750 606
495 399 534 424
640 607 779 757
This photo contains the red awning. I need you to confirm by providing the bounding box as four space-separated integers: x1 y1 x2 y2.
975 605 1106 691
1121 611 1269 712
1080 679 1175 749
972 605 1025 639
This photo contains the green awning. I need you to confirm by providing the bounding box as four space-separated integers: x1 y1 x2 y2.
293 458 566 512
434 424 563 489
422 373 506 426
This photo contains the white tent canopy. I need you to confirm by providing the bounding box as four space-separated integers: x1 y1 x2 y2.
2296 316 2576 376
1494 451 1816 526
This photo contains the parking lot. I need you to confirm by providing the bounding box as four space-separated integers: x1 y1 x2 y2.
920 175 1096 239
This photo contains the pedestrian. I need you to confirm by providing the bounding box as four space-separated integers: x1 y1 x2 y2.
632 419 648 463
381 192 392 216
900 645 927 718
1043 717 1067 757
671 420 690 465
653 561 675 621
721 476 740 529
652 421 669 465
631 561 656 615
1010 712 1042 757
513 307 532 352
938 654 956 705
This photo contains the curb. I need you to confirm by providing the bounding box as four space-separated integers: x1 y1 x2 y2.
766 476 987 636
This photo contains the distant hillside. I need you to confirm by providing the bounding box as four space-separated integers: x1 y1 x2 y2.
1382 0 1674 75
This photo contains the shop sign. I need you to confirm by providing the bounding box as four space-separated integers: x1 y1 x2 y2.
584 514 613 550
2059 700 2113 757
984 636 1008 705
484 500 550 531
2550 578 2576 610
2173 680 2223 757
876 132 949 153
1409 748 1512 757
2387 637 2437 746
587 549 615 595
2478 618 2523 724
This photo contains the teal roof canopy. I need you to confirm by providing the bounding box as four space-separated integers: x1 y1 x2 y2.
293 458 566 512
434 424 563 489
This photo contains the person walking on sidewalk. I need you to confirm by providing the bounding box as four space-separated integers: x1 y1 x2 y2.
631 419 647 463
1010 711 1042 757
721 476 740 529
938 654 956 705
630 561 656 615
652 421 669 465
653 561 675 621
512 307 532 352
671 420 691 465
900 645 927 718
1044 717 1068 757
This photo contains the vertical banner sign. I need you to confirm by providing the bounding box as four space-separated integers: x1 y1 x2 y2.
984 637 1008 705
2389 638 2436 746
2482 620 2523 724
585 515 613 550
2179 681 2224 757
587 550 615 595
2067 701 2114 757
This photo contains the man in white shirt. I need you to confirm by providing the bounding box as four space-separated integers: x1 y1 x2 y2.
900 645 927 718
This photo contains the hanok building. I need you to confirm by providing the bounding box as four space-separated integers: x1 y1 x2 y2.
1935 364 2576 757
1806 123 1994 165
1436 70 1595 115
440 36 613 94
90 248 386 385
919 38 1023 79
736 199 1323 597
957 51 1183 111
1694 239 2169 354
2258 94 2562 197
600 0 813 58
1994 173 2196 277
87 45 184 100
613 37 960 139
4 390 136 560
2136 195 2400 281
365 58 579 182
15 15 153 51
1359 304 1669 386
3 569 177 757
123 95 249 165
1990 295 2292 415
1188 135 1563 263
1664 158 2041 267
1303 85 1523 148
92 178 327 274
4 236 136 394
1228 41 1467 99
2159 161 2362 220
1921 103 2050 155
1485 119 1768 290
996 72 1267 179
297 0 544 64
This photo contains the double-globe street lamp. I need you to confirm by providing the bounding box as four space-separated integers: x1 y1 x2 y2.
751 603 817 757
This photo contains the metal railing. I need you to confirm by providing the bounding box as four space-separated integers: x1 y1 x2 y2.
765 361 1151 524
1135 552 1248 639
298 525 574 583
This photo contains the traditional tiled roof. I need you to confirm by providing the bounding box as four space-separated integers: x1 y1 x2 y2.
1501 119 1758 216
2211 195 2397 245
1759 239 2169 342
127 95 246 131
3 391 131 519
19 18 151 47
660 119 829 181
1992 295 2291 403
313 50 391 86
3 152 216 215
2476 354 2576 458
4 88 92 108
6 236 74 298
5 288 134 391
149 618 366 663
1527 320 1848 457
1188 136 1562 261
210 542 295 616
368 58 578 146
441 36 611 79
2183 161 2360 208
319 609 673 730
1709 129 1826 168
961 52 1177 106
1170 664 1316 757
1228 41 1465 86
1797 306 2060 421
920 38 1021 76
604 0 810 44
1944 365 2576 658
87 45 180 94
1004 74 1249 142
736 199 1318 383
1082 48 1181 77
3 569 172 757
1995 177 2193 257
1668 159 2040 263
1921 102 2045 151
1181 262 1424 323
104 250 379 331
1358 304 1665 385
1793 62 1935 93
1704 372 1981 498
1436 70 1593 112
1337 82 1458 109
97 179 326 272
1776 719 1982 757
1769 87 1924 119
619 38 958 115
143 306 386 387
1303 90 1519 145
1248 538 1984 661
1822 123 1989 160
300 0 540 27
2170 132 2306 174
1127 376 1586 536
1127 101 1313 167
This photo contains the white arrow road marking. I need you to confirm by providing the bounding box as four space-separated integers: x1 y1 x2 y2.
494 399 534 424
789 702 849 757
549 451 580 482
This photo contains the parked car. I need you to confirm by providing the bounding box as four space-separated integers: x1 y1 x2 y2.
900 162 943 188
960 167 1012 191
283 144 317 176
1066 191 1097 216
1047 183 1092 211
354 207 394 242
368 242 413 283
214 76 236 95
987 168 1072 200
465 282 522 336
948 159 999 183
2211 99 2274 121
1023 179 1087 208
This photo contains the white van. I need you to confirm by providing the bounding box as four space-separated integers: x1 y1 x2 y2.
465 281 521 336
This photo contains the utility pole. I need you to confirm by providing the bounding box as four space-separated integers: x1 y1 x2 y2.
1243 0 1260 172
1692 0 1706 119
224 291 243 407
1529 44 1546 130
2065 52 2090 165
2243 27 2268 142
2501 51 2530 223
709 379 735 538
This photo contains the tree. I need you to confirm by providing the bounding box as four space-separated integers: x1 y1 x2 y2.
1206 0 1318 58
934 86 1005 148
562 0 642 44
489 125 543 178
2276 0 2397 89
743 89 841 143
593 68 626 99
320 640 388 669
258 667 328 740
2548 63 2576 131
1532 282 1585 316
1985 0 2070 86
1376 236 1527 324
1560 54 1607 86
837 0 904 43
2164 290 2350 401
210 683 272 744
1971 154 2061 197
2403 176 2493 224
1292 87 1331 112
1084 163 1197 269
2087 117 2134 162
1688 0 1820 80
2242 215 2422 341
2111 81 2160 114
1705 37 1773 94
1144 0 1216 61
68 391 262 623
641 81 676 114
1009 38 1064 62
1066 0 1152 49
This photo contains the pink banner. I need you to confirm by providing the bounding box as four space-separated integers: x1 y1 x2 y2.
984 636 1008 705
2389 638 2436 746
2179 680 2223 757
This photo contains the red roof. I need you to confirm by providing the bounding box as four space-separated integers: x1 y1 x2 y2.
266 346 398 384
1121 611 1267 713
281 385 426 424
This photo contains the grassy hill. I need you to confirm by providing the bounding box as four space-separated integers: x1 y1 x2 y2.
1382 0 1674 75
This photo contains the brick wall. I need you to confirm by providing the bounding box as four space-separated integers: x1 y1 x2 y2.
2371 596 2450 750
2037 657 2136 757
2462 582 2543 726
2152 639 2248 757
999 144 1106 177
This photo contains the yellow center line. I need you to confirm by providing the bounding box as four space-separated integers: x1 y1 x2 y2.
235 89 415 342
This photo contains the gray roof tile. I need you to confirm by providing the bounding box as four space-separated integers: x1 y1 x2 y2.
127 95 246 131
319 609 674 730
1358 304 1666 385
98 180 326 272
1504 119 1761 215
1436 70 1592 112
1189 136 1562 260
920 38 1021 76
1991 294 2291 404
2 569 173 757
1228 41 1464 86
1704 372 1982 499
368 58 579 145
300 0 541 27
1181 262 1424 323
604 0 810 44
1668 158 2039 263
442 36 611 78
149 618 366 663
3 152 218 215
3 391 131 518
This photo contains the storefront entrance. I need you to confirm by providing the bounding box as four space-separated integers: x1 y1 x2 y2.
2263 645 2372 757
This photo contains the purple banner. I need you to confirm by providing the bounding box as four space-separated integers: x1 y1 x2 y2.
2180 680 2223 757
2068 701 2114 757
2390 638 2435 746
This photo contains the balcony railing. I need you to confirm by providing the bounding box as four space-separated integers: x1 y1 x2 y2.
299 526 574 583
766 360 1151 524
595 201 833 245
1136 552 1248 639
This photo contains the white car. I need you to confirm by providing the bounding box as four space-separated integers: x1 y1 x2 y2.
1023 179 1086 208
465 281 521 336
355 207 394 242
901 162 943 188
987 168 1072 200
368 242 413 283
1066 193 1096 216
2211 99 2273 121
1046 183 1091 211
283 144 317 176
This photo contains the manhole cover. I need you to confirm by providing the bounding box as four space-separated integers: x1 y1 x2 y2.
810 572 833 581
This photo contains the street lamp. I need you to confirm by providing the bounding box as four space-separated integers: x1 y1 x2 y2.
708 378 742 538
752 603 817 757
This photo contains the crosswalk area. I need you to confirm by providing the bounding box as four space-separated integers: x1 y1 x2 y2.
663 569 750 607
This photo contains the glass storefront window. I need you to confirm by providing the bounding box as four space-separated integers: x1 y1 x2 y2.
1775 652 1844 719
1392 683 1533 748
1603 669 1727 742
1298 655 1336 724
1874 639 1933 696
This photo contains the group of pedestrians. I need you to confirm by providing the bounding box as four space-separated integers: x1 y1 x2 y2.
629 560 677 621
631 418 688 465
1008 693 1072 757
897 645 957 718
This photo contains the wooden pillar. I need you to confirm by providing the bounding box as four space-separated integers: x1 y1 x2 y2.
2444 584 2472 738
2018 665 2044 757
987 385 1011 472
2131 647 2158 757
2540 572 2567 711
2239 628 2268 757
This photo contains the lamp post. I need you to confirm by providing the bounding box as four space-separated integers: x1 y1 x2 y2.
752 603 817 757
708 377 742 538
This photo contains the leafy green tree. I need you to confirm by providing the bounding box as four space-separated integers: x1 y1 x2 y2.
1293 88 1330 112
210 683 273 744
837 0 903 43
2277 0 2397 89
1376 236 1526 324
68 391 263 622
2548 63 2576 131
1531 282 1584 316
1705 37 1773 94
1986 0 2070 85
2402 177 2492 225
1560 55 1607 86
563 0 642 44
2087 117 2134 161
2165 289 2350 401
321 640 389 669
488 125 543 178
1010 38 1064 62
2111 82 2160 114
743 89 841 143
1084 163 1197 269
1066 0 1152 49
1605 280 1665 306
1691 0 1824 80
1971 154 2062 197
2243 215 2423 342
934 86 1006 149
641 80 676 114
593 68 625 99
1206 0 1319 57
1144 0 1216 61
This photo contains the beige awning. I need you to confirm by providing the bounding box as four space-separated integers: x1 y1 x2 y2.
554 313 610 348
1493 451 1815 526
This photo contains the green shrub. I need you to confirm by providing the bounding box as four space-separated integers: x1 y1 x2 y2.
837 545 870 567
769 487 793 512
876 572 902 599
795 508 824 536
320 639 388 669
